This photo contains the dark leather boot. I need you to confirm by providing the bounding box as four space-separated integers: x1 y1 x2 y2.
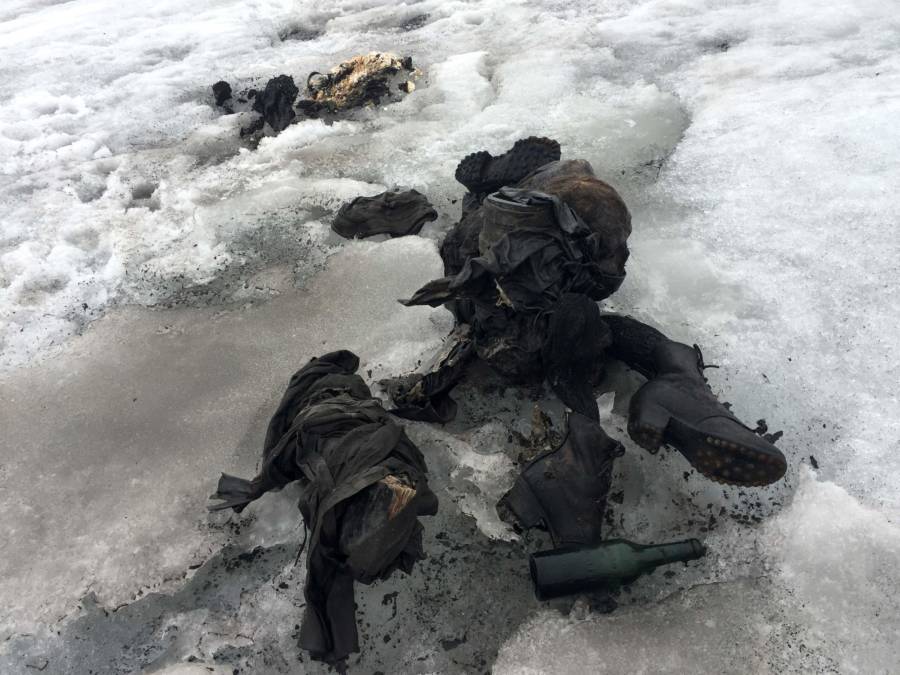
498 412 624 546
627 341 787 486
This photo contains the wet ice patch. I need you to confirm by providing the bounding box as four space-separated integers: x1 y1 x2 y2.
0 114 390 368
494 579 783 674
615 235 757 334
409 421 519 541
154 666 233 675
1 0 899 672
762 468 900 672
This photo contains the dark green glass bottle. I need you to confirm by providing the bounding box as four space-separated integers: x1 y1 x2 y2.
529 538 706 600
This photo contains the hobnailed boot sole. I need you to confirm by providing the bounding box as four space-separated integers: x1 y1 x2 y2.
628 408 787 487
455 137 561 193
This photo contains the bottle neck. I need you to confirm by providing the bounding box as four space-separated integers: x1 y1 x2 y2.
633 539 706 568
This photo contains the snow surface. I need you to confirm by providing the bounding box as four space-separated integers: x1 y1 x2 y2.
1 0 899 673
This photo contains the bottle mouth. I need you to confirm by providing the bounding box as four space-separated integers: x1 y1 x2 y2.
528 554 548 601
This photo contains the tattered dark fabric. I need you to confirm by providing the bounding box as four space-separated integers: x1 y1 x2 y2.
252 74 298 133
208 350 437 665
383 326 476 423
403 188 624 310
542 293 611 420
437 206 484 325
401 188 625 382
332 190 438 239
212 80 232 107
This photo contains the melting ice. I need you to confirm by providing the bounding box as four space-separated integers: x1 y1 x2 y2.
1 0 899 672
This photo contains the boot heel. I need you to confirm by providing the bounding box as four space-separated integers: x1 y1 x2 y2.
498 477 546 530
627 390 670 454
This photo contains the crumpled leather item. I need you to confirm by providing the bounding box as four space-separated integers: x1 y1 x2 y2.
401 188 624 311
332 190 438 239
208 350 437 666
498 411 624 546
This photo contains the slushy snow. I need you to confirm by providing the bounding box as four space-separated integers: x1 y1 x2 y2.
1 0 899 673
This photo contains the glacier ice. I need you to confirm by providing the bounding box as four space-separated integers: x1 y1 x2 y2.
1 0 899 672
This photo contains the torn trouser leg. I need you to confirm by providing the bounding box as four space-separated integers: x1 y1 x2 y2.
600 313 669 379
541 293 611 421
383 325 476 423
601 314 788 487
208 350 437 666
